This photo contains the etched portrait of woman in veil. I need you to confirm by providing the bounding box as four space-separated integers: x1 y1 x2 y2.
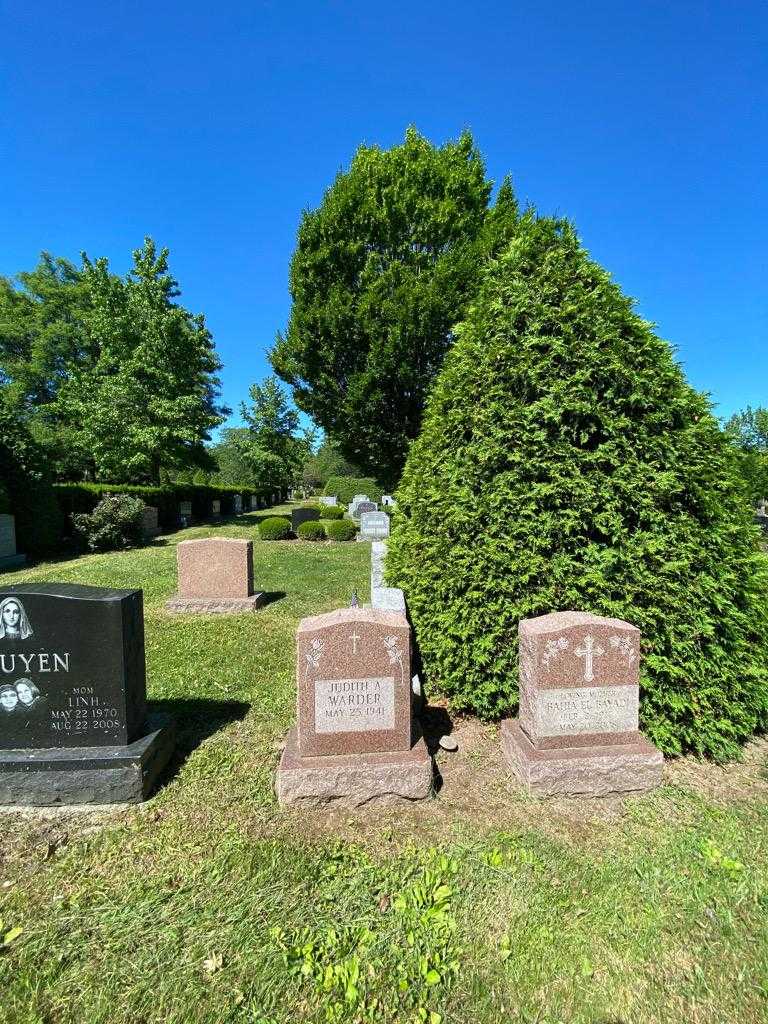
0 597 33 640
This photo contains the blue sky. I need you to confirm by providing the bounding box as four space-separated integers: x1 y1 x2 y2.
2 0 766 432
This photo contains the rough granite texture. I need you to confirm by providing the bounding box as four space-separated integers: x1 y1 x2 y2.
297 607 411 757
371 541 387 591
175 538 254 599
519 610 641 749
165 595 264 614
276 726 433 807
0 712 175 805
501 718 663 797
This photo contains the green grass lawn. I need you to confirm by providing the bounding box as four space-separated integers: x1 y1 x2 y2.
1 511 768 1024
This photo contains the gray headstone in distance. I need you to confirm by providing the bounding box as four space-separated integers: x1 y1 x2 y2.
360 511 390 540
0 515 26 570
0 583 174 804
291 508 321 532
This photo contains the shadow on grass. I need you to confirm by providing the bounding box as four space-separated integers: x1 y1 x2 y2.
259 590 287 607
150 697 251 792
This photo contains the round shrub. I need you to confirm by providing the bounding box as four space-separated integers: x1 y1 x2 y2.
297 520 326 541
318 505 345 520
258 516 291 541
387 216 768 761
72 494 146 552
325 519 357 542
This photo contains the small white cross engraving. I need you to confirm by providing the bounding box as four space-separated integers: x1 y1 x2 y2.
350 631 361 655
574 634 605 682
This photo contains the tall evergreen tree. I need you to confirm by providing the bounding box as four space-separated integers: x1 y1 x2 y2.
387 216 768 760
271 128 518 486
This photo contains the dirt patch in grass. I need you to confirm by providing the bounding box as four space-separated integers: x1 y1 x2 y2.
277 709 768 850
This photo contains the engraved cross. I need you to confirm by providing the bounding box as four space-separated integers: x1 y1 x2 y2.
350 631 361 655
574 634 605 682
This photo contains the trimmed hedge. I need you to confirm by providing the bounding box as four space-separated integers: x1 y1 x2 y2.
0 482 9 515
54 482 278 533
0 404 64 556
323 476 383 505
297 520 326 541
259 517 292 541
388 216 768 762
324 519 357 542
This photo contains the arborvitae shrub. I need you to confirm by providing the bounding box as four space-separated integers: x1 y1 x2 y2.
323 476 383 505
258 517 291 541
297 520 326 541
325 519 357 541
387 216 768 761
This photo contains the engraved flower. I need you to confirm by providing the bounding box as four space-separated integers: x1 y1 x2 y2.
542 636 569 668
383 635 402 664
305 638 325 670
609 635 635 665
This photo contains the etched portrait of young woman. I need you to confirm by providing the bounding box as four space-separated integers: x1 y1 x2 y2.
14 678 41 708
0 597 33 640
0 684 19 713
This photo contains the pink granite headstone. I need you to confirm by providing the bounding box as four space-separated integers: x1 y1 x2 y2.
166 538 263 613
276 606 432 807
518 611 641 750
296 607 412 757
502 611 663 796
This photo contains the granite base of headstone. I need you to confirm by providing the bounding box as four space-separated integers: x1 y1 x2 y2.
0 583 174 804
165 538 264 613
291 508 321 533
501 611 663 797
0 515 26 571
276 607 432 808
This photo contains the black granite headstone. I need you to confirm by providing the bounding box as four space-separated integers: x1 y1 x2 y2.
355 501 377 516
0 583 174 804
291 508 321 532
